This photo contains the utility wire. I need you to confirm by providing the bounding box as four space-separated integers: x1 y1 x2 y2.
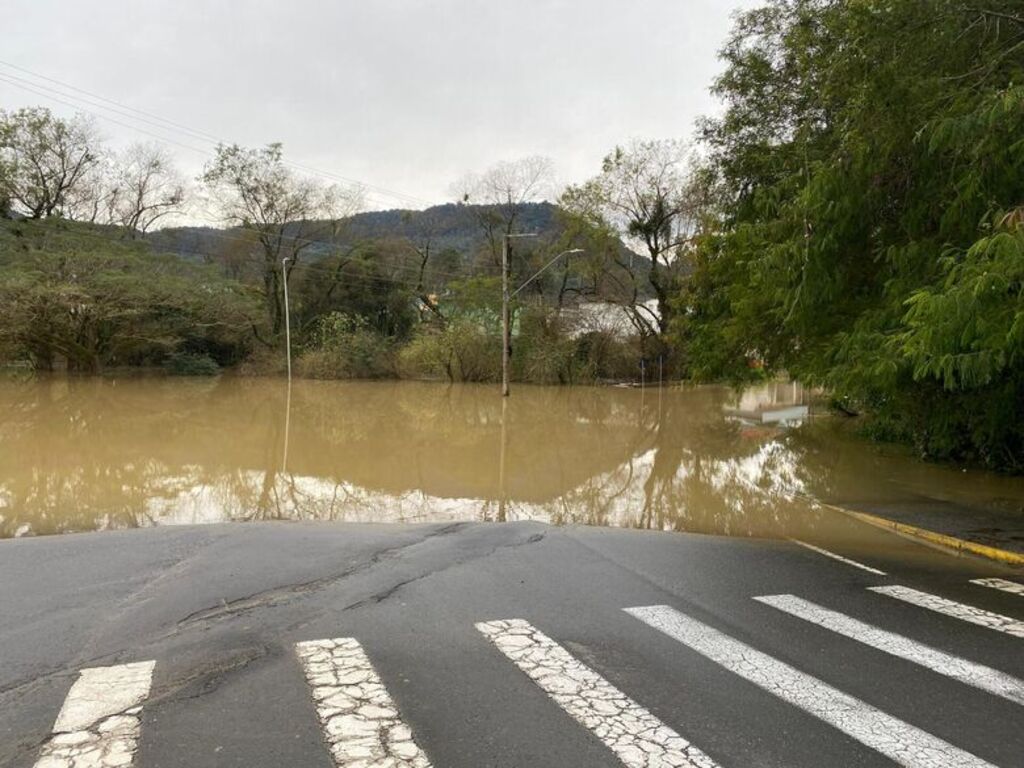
0 73 507 278
0 72 387 213
0 64 563 289
0 61 432 208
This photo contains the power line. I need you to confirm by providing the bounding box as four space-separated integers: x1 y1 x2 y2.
0 61 432 208
0 62 432 209
0 73 390 214
0 74 502 275
0 75 212 156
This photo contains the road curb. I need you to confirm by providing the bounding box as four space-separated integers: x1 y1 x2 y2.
822 503 1024 567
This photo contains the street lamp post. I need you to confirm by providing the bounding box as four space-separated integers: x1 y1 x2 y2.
501 233 537 397
281 256 293 381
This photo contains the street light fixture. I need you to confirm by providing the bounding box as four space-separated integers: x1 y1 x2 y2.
511 248 584 299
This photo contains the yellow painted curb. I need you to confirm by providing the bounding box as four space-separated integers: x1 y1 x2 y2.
822 503 1024 567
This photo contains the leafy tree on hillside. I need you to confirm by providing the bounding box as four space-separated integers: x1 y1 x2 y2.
0 107 102 219
201 143 361 338
0 219 259 371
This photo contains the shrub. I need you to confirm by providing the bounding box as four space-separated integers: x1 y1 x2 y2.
513 306 578 384
398 320 500 382
296 312 395 379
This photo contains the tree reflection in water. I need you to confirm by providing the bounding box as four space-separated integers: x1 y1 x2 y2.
2 375 1021 540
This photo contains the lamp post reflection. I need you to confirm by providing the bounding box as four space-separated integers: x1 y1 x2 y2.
497 396 509 522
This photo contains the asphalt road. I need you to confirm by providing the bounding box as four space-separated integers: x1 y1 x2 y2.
1 520 1022 768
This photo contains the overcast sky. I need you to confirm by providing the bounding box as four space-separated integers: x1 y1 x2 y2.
1 0 756 211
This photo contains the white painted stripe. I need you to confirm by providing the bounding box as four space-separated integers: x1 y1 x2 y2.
477 618 720 768
971 577 1024 597
755 593 1024 705
790 539 887 575
34 661 155 768
296 638 431 768
626 605 996 768
870 585 1024 638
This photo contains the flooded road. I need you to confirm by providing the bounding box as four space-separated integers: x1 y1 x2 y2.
1 375 1022 543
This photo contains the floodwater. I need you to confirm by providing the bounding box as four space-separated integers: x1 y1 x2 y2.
2 375 1023 544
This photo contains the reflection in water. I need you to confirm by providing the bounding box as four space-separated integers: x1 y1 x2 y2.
1 376 1022 540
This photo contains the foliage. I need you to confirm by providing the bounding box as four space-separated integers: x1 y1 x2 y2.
398 305 640 385
678 0 1024 470
0 107 102 219
297 312 395 379
398 321 500 382
291 244 419 341
563 140 696 344
0 218 259 371
201 142 360 335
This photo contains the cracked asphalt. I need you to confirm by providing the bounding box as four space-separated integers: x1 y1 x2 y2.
1 520 1022 767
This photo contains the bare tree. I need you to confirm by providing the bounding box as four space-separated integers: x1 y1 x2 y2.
453 155 555 265
0 107 102 219
561 139 698 338
104 143 187 235
201 142 362 338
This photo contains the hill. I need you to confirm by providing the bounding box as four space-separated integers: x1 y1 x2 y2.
148 201 642 271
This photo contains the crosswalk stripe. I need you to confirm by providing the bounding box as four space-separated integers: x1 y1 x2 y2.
971 578 1024 597
34 660 155 768
625 605 997 768
790 539 887 575
869 585 1024 638
755 593 1024 706
295 638 431 768
476 618 720 768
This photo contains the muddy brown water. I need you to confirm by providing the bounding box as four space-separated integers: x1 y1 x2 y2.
2 375 1022 544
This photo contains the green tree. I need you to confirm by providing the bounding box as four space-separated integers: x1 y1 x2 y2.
201 143 360 338
680 0 1024 469
0 219 259 371
0 107 102 219
291 243 418 341
562 140 698 354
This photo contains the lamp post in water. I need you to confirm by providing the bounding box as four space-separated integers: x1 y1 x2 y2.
281 256 293 381
501 233 537 397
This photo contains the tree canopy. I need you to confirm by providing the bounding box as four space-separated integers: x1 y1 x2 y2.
678 0 1024 470
0 218 259 371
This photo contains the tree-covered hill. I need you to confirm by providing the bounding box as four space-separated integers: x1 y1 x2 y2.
148 202 635 270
